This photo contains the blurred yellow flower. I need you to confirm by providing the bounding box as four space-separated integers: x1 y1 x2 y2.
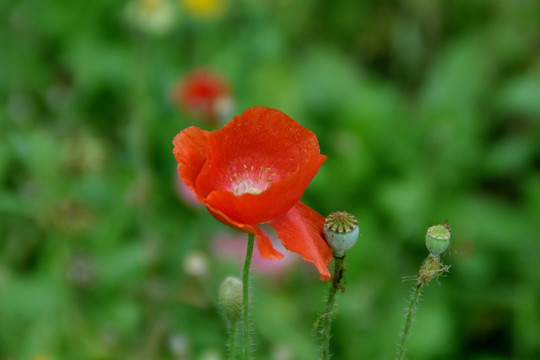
181 0 226 20
33 356 52 360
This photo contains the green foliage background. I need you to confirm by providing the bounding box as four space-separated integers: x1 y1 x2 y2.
1 0 539 359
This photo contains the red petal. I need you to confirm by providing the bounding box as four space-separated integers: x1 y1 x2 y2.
270 202 332 280
203 154 326 226
205 206 284 260
253 227 284 260
196 106 326 224
172 126 209 200
195 107 324 197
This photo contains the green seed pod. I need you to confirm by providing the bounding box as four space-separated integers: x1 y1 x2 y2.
425 224 451 256
218 276 243 323
324 211 359 257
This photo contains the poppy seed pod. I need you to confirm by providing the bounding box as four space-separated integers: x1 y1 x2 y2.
425 224 451 256
218 276 243 323
324 212 359 257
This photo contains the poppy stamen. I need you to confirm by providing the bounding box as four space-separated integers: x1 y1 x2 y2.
231 165 275 196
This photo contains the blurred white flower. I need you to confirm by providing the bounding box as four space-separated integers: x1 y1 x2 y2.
169 332 190 359
183 251 209 278
124 0 177 35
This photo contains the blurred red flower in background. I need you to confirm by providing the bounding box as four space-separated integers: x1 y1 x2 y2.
172 69 232 125
173 106 332 279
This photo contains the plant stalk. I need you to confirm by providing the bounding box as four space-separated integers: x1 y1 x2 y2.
321 255 346 360
228 320 239 360
242 233 255 360
397 255 450 360
397 284 423 360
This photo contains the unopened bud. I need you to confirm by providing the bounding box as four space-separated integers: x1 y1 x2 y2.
425 224 451 256
218 276 243 323
324 211 359 257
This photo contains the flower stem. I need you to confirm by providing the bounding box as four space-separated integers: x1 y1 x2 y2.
321 255 346 360
397 255 450 360
242 233 255 360
397 284 423 360
228 320 239 360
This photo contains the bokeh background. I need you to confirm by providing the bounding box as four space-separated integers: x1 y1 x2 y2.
1 0 540 359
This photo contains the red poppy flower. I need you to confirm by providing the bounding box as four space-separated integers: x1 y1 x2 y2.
173 69 231 124
173 106 332 279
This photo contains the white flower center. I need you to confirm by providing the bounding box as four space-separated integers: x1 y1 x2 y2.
230 165 275 196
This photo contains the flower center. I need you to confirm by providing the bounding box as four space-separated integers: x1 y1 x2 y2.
230 165 275 196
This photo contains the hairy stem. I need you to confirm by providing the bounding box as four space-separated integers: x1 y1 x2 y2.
242 233 255 360
321 256 346 360
228 320 238 360
397 284 423 360
397 255 450 360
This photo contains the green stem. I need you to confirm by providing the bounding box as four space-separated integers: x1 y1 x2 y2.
228 320 238 360
397 255 450 360
242 233 255 360
397 284 423 360
321 256 346 360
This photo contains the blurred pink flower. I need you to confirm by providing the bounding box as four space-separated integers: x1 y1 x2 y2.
212 232 298 277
